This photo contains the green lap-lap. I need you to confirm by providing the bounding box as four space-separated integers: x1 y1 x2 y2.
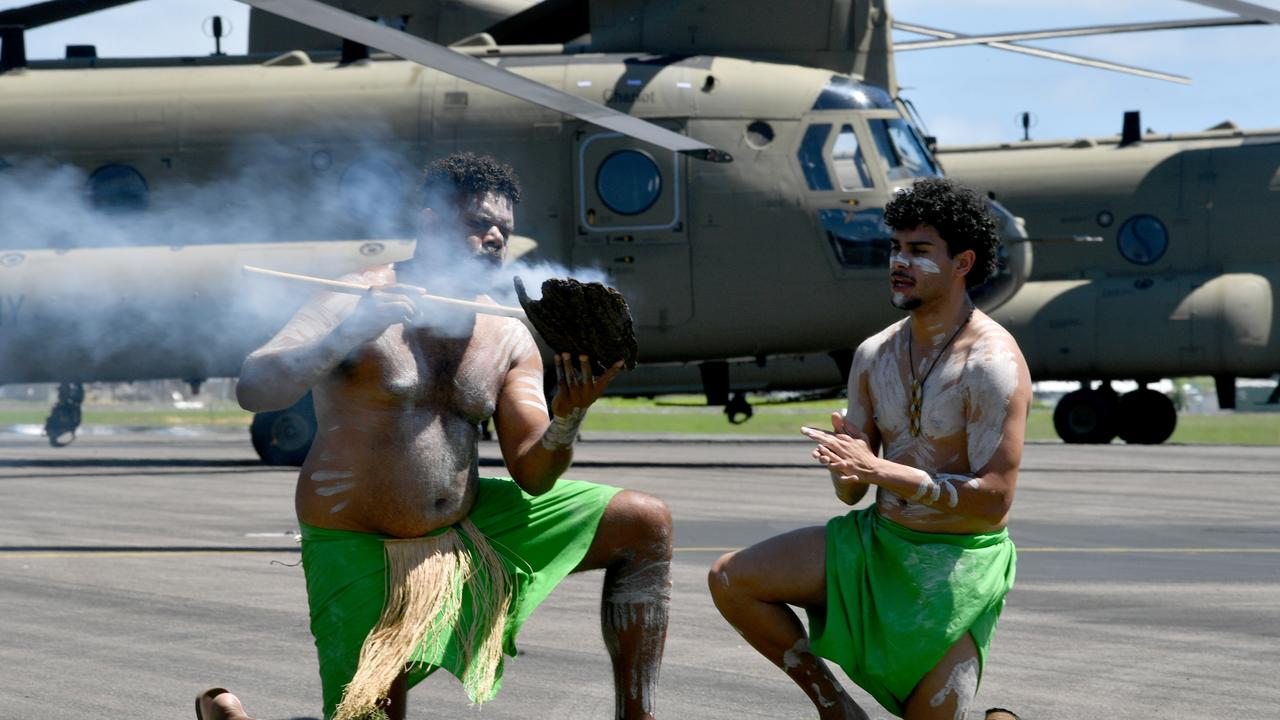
806 506 1016 717
300 476 621 719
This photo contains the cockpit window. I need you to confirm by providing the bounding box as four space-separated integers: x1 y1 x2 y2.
868 118 940 181
831 124 872 190
798 124 834 191
819 208 891 268
812 76 895 111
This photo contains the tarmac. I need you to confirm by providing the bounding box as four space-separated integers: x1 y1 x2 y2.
2 428 1277 719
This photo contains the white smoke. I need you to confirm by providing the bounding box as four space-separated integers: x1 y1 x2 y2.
0 139 605 386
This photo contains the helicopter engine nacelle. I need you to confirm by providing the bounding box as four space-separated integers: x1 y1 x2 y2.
970 199 1032 313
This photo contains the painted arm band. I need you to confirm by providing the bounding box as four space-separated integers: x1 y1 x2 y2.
540 407 586 450
908 470 980 509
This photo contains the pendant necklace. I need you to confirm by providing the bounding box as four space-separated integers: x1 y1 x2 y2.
907 307 974 437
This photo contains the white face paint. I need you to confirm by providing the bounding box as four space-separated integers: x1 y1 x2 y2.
914 256 942 274
890 252 942 274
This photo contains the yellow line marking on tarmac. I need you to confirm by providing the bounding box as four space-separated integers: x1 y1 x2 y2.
3 547 1280 559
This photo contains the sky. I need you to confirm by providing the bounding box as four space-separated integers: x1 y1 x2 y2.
1 0 1277 145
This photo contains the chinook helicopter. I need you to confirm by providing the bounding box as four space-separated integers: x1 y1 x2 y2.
0 0 1039 462
0 0 1268 461
614 116 1280 446
941 117 1280 444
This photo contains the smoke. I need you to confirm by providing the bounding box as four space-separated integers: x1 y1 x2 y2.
0 136 605 386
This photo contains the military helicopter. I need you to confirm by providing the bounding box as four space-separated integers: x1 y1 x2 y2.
0 0 1037 462
940 115 1280 444
616 115 1280 447
0 0 1266 461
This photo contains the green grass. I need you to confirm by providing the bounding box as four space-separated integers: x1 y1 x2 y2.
0 406 252 427
3 397 1279 445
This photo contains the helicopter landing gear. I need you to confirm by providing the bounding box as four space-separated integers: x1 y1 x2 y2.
250 392 317 466
1052 383 1177 445
44 381 84 447
725 391 753 424
1053 385 1118 444
1115 388 1177 445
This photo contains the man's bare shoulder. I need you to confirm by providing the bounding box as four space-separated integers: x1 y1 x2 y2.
854 318 907 361
966 312 1026 363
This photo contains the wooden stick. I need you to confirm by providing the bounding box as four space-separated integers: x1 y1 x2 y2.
242 265 529 320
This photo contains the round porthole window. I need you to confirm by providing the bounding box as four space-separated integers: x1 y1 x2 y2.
1116 214 1168 265
86 164 149 213
596 150 661 215
340 157 402 226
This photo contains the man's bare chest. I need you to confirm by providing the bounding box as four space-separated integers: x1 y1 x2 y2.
341 329 509 421
868 350 969 445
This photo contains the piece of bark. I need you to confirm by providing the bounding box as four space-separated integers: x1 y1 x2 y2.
513 276 639 376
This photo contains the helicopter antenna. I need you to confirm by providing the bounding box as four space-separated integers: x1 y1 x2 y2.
1019 112 1038 142
202 14 233 56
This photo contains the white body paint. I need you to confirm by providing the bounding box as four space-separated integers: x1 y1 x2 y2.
929 656 979 720
541 406 586 450
602 552 670 718
849 313 1025 530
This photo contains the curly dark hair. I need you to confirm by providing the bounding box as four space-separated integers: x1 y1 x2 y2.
883 177 999 289
419 151 522 209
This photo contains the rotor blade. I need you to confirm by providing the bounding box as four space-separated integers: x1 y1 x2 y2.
235 0 725 159
1183 0 1280 25
0 0 138 29
894 17 1263 50
893 21 1190 85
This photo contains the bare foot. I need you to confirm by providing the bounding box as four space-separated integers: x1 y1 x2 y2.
195 688 254 720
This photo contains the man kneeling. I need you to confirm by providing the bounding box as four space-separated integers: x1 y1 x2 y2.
709 178 1030 719
198 153 671 720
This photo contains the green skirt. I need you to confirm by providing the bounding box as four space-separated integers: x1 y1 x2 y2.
300 476 620 719
807 506 1016 716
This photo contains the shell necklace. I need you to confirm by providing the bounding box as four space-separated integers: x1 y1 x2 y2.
907 308 974 437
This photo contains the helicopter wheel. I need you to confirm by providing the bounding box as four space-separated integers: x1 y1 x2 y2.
44 381 84 448
250 392 317 466
1115 389 1177 445
1052 388 1118 444
725 392 753 425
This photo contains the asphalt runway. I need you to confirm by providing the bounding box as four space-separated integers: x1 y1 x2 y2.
2 429 1277 719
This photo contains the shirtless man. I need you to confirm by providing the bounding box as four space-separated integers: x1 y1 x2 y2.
709 178 1030 720
198 153 672 720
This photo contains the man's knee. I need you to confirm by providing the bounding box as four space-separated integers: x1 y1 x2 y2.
607 490 673 556
707 551 748 608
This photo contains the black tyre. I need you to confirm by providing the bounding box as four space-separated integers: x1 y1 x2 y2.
1053 389 1118 444
725 393 753 425
250 393 317 466
1116 389 1177 445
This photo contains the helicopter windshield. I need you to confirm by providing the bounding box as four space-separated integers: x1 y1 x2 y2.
868 118 940 181
831 124 873 190
812 76 896 111
818 208 890 268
